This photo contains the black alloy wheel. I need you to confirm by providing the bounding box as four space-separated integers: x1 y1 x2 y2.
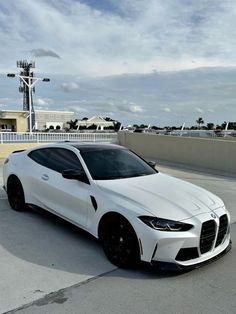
7 177 28 212
100 215 140 268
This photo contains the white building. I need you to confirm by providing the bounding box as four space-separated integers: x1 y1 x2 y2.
34 110 74 130
78 116 114 130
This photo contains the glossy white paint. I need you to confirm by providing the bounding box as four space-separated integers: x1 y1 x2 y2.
3 143 231 268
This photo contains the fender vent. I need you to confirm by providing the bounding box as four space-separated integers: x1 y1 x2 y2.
90 195 98 211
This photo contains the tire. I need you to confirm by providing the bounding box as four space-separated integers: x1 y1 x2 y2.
7 176 28 212
99 215 140 268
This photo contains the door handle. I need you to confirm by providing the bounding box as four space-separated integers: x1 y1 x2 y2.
41 174 49 181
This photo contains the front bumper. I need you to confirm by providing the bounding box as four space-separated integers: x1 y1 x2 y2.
152 240 232 271
136 208 231 268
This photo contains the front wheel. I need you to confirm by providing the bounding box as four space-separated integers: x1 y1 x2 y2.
7 176 28 212
99 215 140 268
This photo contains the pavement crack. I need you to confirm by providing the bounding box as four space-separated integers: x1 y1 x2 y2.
2 268 117 314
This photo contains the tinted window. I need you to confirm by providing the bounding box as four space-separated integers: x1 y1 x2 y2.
28 148 49 167
48 148 84 173
80 148 156 180
29 148 83 173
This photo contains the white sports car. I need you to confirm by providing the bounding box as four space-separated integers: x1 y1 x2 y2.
2 143 231 270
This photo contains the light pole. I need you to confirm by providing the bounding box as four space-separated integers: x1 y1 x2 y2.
7 73 50 133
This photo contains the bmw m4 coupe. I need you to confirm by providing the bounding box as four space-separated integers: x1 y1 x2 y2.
3 143 231 270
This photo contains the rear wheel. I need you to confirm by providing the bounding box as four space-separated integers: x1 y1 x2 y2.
99 215 140 268
7 176 28 211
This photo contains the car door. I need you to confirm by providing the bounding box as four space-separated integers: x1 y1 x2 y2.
28 147 90 227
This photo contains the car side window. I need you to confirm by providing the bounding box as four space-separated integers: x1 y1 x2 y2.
28 148 50 167
46 148 83 173
28 148 83 174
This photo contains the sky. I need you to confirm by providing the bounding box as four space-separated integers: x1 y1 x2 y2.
0 0 236 127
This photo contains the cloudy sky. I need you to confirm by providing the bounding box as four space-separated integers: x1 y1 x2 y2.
1 0 236 127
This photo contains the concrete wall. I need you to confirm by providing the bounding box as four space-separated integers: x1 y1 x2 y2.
0 143 41 162
1 134 236 174
118 132 236 174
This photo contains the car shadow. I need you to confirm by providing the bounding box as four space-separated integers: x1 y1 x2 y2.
0 199 187 279
0 204 111 273
33 207 191 280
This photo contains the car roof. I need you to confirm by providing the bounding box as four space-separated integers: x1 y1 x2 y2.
21 142 125 156
70 142 124 153
27 142 124 153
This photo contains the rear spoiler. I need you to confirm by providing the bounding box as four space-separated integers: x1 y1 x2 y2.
12 150 26 154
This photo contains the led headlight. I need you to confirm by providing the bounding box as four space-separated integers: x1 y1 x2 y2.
139 216 193 231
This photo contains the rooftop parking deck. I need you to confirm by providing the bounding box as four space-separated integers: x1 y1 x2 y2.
0 162 235 314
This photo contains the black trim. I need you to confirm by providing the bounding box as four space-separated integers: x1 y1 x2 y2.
175 247 199 261
12 149 25 153
151 240 232 271
90 195 98 211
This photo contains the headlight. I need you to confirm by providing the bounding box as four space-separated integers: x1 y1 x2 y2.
139 216 193 231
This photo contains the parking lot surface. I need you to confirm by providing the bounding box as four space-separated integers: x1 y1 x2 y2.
0 162 235 314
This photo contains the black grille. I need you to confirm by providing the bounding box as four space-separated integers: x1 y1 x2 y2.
215 214 228 247
200 220 216 254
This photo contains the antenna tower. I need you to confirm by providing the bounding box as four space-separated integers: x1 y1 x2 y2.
17 60 35 111
17 60 36 130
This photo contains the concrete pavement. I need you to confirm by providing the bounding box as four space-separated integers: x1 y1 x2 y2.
0 163 235 314
10 229 236 314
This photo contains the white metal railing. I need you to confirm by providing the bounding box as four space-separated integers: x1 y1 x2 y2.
0 132 118 144
156 130 236 138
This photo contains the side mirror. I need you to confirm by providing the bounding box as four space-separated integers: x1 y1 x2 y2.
62 169 89 184
147 161 157 168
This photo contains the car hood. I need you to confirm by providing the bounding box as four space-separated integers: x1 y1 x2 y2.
96 173 224 220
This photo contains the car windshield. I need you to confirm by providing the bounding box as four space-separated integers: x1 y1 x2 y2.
80 148 157 180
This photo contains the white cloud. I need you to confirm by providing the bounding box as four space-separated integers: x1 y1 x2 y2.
1 1 236 75
162 107 171 112
129 105 144 113
61 82 80 92
0 97 11 102
1 1 236 126
34 98 52 106
117 102 144 113
66 105 88 113
61 100 116 116
195 107 204 113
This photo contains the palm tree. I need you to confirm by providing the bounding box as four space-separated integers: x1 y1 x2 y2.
207 123 214 130
196 117 204 129
67 119 78 130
